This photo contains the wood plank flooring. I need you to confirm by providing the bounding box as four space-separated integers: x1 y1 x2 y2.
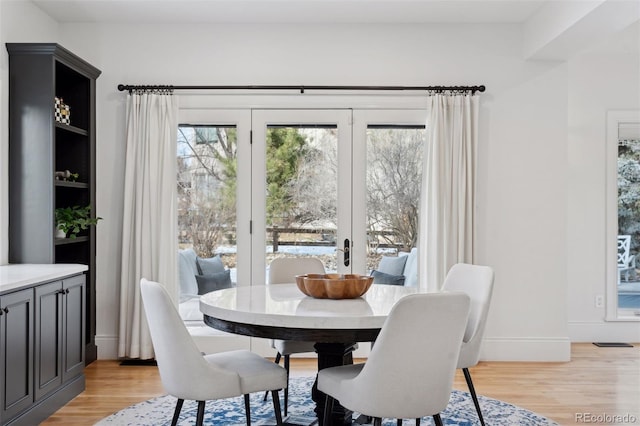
42 343 639 425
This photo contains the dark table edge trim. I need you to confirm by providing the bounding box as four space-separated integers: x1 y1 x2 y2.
204 315 380 342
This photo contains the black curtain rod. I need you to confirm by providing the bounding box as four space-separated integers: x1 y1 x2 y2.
117 84 485 94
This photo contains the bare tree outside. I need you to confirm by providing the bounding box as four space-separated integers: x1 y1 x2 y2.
366 128 424 253
290 128 338 229
177 126 237 257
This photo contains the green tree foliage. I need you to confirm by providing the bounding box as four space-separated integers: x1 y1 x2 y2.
266 128 309 226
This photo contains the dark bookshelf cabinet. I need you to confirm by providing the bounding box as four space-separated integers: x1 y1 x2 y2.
6 43 101 364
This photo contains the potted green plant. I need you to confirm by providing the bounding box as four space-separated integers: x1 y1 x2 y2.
55 205 102 239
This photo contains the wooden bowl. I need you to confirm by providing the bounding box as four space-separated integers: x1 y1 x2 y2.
295 274 374 299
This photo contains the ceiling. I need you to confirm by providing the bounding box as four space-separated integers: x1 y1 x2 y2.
30 0 549 24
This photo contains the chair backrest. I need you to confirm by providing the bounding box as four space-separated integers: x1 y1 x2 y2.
268 257 325 284
441 263 495 368
140 279 241 400
345 292 470 419
618 235 632 267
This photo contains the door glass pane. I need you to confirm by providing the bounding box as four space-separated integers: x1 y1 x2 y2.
617 122 640 311
177 125 237 284
265 125 338 274
366 126 425 273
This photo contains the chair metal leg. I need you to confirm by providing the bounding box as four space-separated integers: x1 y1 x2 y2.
264 352 283 401
272 390 284 426
463 367 486 426
170 398 184 426
433 413 443 426
244 394 251 426
284 354 290 416
323 395 335 426
195 401 206 426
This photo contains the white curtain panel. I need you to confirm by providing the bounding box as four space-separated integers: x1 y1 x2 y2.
118 93 178 359
419 93 479 291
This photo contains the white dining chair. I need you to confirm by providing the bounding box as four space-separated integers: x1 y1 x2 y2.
265 256 326 415
317 292 471 426
441 263 495 426
140 278 287 426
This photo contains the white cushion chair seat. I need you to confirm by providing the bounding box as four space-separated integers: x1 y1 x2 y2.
204 350 288 396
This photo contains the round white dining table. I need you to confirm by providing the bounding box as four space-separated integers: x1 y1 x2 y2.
200 283 425 425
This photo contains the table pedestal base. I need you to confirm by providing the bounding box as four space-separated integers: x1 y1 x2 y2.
312 342 358 425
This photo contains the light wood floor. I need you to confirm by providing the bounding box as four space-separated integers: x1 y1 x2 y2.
42 343 639 425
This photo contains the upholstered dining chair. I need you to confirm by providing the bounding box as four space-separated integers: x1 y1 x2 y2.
441 263 495 426
140 279 287 426
317 292 471 426
264 256 326 415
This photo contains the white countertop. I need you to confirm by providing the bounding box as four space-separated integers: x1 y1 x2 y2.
200 283 427 330
0 264 88 293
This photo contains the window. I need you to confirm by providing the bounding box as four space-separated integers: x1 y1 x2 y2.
365 126 425 270
607 111 640 320
175 108 427 287
177 124 238 281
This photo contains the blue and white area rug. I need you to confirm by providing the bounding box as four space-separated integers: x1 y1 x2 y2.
96 376 557 425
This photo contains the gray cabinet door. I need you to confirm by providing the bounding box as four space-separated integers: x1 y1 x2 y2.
0 288 34 421
34 274 86 401
34 281 64 401
62 274 86 381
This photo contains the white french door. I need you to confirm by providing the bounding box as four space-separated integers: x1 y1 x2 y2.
250 109 427 286
251 110 353 285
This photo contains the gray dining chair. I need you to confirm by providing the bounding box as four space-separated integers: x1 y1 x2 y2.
318 292 471 426
264 256 326 415
140 278 287 426
442 263 495 426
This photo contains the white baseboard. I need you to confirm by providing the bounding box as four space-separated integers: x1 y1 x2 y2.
96 332 252 360
568 321 640 343
480 337 571 361
96 334 118 360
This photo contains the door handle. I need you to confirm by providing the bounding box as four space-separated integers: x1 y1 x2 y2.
343 238 350 267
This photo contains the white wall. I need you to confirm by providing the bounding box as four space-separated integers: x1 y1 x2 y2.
0 1 59 264
2 12 637 361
